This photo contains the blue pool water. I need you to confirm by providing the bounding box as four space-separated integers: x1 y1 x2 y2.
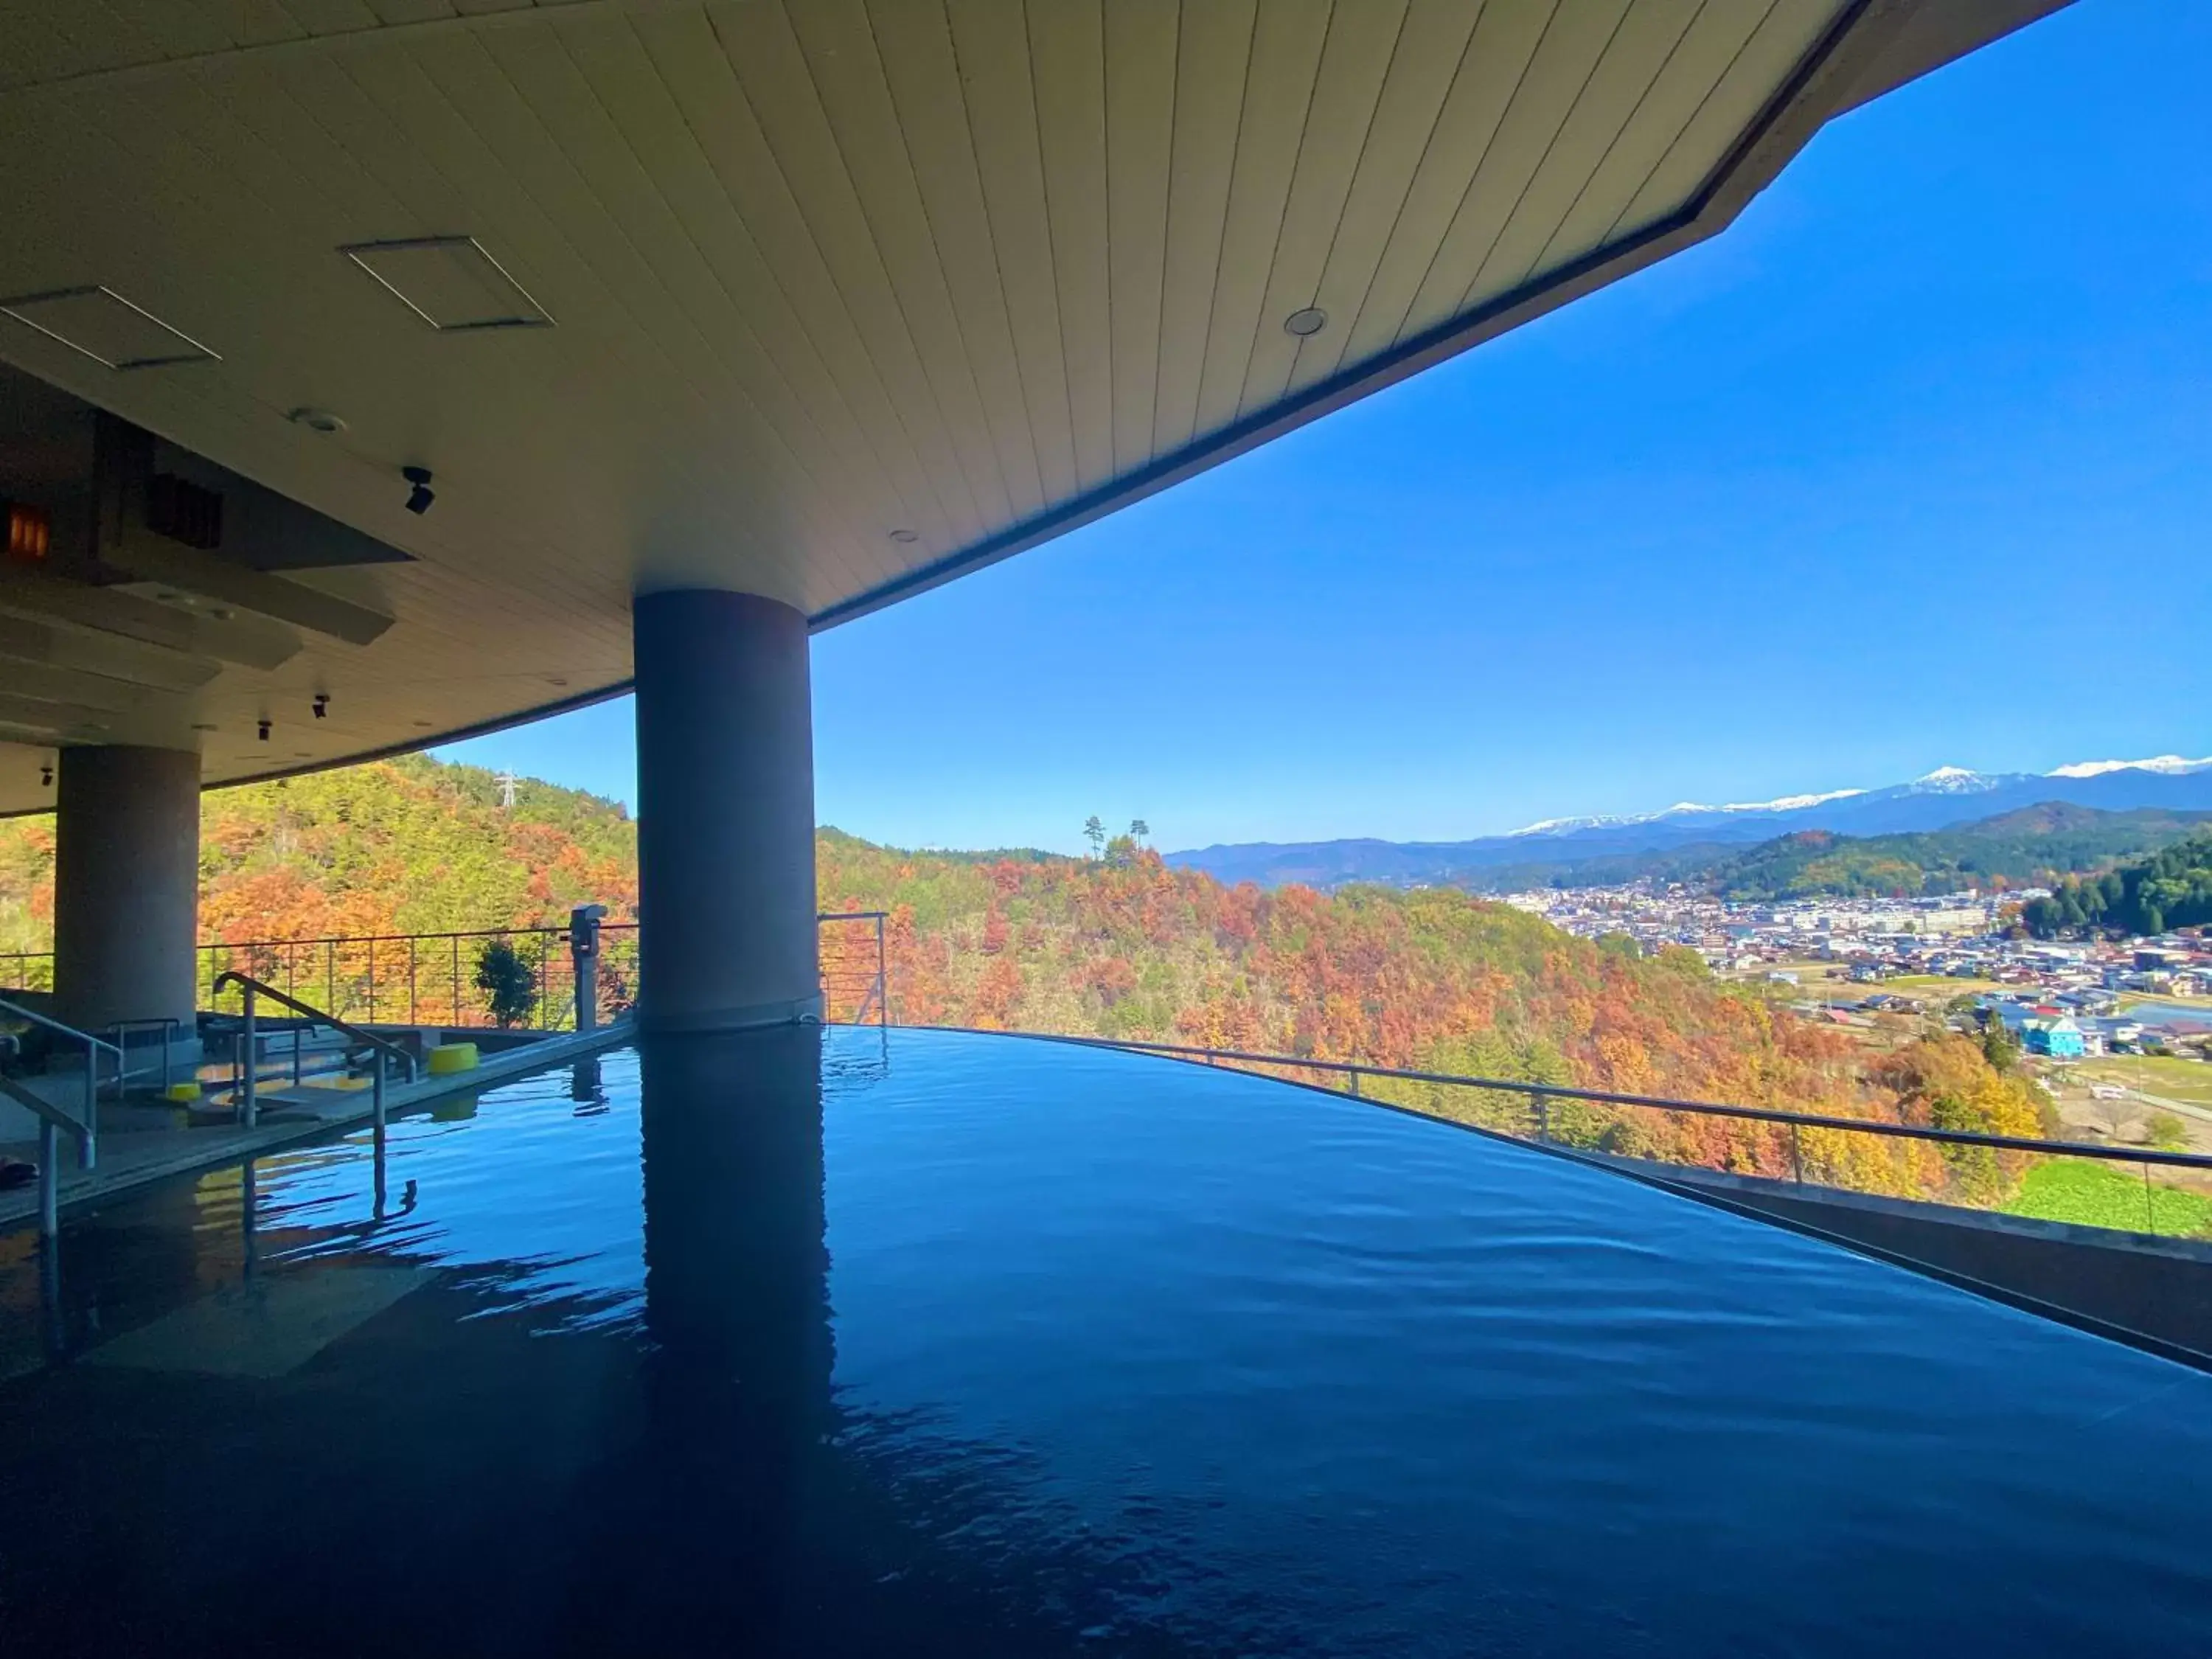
2 1026 2208 1655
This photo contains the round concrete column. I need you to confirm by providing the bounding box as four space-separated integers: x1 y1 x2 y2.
633 589 820 1032
54 743 201 1032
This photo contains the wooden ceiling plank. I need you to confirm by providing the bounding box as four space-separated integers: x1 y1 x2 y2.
285 44 771 597
1150 0 1255 456
102 532 396 645
942 0 1079 507
226 2 312 49
516 13 889 591
455 21 829 594
1610 1 1846 238
0 613 221 694
1468 0 1705 306
386 28 814 595
1101 0 1178 476
1187 0 1330 442
0 691 119 734
1279 0 1485 392
0 657 151 714
1333 0 1554 369
1025 0 1114 493
866 0 1048 523
0 570 302 670
594 9 942 577
783 1 1019 532
637 5 967 554
1396 0 1630 345
275 1 386 35
1528 1 1774 278
367 0 460 27
1239 0 1412 419
710 0 995 543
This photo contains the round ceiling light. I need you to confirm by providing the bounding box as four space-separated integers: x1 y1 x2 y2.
1284 307 1328 338
288 407 347 434
888 528 919 544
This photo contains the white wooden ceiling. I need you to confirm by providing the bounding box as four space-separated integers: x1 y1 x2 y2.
0 0 2063 810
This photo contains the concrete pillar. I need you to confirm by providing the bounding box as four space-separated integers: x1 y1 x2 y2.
633 589 820 1032
54 743 201 1032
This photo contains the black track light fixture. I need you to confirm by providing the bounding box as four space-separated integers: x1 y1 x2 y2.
403 465 435 515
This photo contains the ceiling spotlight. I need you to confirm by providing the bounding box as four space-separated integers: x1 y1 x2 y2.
403 465 435 515
1284 306 1328 338
257 718 271 742
288 406 347 434
39 765 52 787
313 693 329 719
888 528 919 544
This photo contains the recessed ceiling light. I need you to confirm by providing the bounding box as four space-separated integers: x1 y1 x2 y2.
288 407 347 434
340 235 552 331
294 750 311 757
190 722 217 732
0 285 219 369
888 529 919 544
413 720 434 728
1284 307 1327 338
545 676 569 688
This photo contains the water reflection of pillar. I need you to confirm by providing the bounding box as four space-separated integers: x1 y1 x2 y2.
634 1026 832 1646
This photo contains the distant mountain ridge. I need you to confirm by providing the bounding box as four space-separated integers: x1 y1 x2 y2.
1166 757 2212 891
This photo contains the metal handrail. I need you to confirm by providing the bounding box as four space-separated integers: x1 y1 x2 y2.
211 971 417 1128
975 1029 2212 1175
0 992 123 1176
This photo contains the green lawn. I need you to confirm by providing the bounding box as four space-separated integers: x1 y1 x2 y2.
2071 1054 2212 1109
2003 1158 2212 1238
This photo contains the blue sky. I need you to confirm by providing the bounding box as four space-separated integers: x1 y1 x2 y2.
445 1 2212 856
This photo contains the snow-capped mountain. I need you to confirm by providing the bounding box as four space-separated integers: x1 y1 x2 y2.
1166 757 2212 890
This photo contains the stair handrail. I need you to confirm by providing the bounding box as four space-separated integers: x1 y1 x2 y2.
211 973 417 1130
0 992 123 1175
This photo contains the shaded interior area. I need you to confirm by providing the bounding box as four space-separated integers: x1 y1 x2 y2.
4 1029 2208 1657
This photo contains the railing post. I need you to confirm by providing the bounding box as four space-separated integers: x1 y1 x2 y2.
372 1052 389 1219
38 1117 57 1239
409 938 419 1028
80 1036 97 1171
452 936 462 1027
325 940 335 1022
367 939 377 1026
1531 1089 1550 1144
1791 1121 1804 1184
293 1026 302 1087
876 911 888 1027
1349 1065 1361 1098
241 984 258 1129
159 1020 172 1094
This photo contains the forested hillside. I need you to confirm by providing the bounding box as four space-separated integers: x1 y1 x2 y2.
1445 803 2212 900
2023 832 2212 937
0 756 2051 1202
0 754 638 959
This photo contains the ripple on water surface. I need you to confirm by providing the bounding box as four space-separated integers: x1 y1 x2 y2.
1 1028 2206 1657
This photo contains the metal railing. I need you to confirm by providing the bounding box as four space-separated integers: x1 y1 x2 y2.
7 911 889 1037
987 1032 2212 1242
210 971 416 1130
819 911 889 1026
198 925 641 1034
0 993 122 1167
